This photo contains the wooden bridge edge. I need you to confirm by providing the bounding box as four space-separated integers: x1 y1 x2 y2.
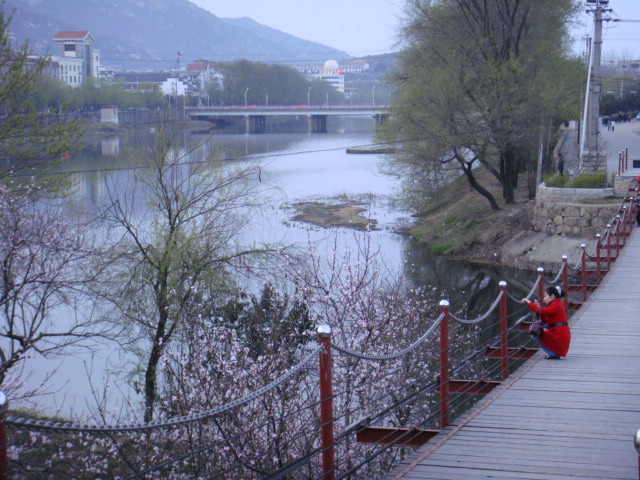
385 228 638 480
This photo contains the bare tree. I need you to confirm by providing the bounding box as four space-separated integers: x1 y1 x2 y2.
99 120 278 421
0 181 109 388
381 0 582 209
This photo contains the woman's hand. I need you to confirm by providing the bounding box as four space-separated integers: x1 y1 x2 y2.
521 298 530 304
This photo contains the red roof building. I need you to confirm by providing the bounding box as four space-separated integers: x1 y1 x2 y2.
51 30 100 87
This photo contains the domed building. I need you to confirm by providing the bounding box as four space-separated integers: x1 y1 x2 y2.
309 59 345 93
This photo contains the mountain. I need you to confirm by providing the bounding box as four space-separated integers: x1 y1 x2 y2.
4 0 350 70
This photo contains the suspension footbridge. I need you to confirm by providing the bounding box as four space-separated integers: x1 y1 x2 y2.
5 127 640 477
386 217 640 480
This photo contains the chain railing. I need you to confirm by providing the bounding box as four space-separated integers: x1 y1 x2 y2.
3 179 638 479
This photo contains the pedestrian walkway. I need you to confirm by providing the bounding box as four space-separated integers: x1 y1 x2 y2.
386 226 640 480
558 119 640 179
601 119 640 178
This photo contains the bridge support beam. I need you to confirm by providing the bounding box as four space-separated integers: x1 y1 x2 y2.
308 115 327 133
356 427 438 448
373 114 387 127
244 115 267 134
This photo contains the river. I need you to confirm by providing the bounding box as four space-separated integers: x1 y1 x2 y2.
16 115 533 420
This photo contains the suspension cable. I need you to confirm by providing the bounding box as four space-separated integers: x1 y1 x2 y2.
332 314 444 361
8 344 324 434
450 291 503 324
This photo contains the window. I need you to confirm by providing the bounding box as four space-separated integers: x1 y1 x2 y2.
64 44 75 53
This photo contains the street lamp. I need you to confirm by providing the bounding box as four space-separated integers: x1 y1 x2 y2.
244 87 249 108
307 86 312 107
265 88 269 106
372 85 376 105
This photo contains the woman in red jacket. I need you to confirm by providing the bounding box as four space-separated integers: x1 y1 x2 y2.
522 286 571 359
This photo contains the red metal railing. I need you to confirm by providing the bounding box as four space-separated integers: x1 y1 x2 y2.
4 180 639 479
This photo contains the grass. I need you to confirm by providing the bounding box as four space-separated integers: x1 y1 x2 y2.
410 168 533 260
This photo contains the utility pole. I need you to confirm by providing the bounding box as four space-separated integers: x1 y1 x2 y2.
580 0 611 173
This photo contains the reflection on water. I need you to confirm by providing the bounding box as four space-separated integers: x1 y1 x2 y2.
19 115 536 418
101 137 120 157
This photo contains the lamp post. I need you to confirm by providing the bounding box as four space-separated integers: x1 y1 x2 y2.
244 87 249 108
307 86 312 107
372 85 376 105
265 88 268 106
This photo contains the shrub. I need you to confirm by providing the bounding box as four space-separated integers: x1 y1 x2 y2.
543 174 568 187
432 243 453 255
544 172 608 189
569 172 608 188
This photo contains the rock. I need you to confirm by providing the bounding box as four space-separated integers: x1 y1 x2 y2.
500 230 590 273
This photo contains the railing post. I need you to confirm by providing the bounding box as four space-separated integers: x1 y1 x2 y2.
626 146 629 170
606 224 612 271
439 299 450 430
634 428 640 480
561 255 569 310
498 281 508 381
317 325 335 480
615 215 621 258
537 267 545 301
0 392 7 480
595 234 601 286
618 151 622 176
581 244 587 302
621 206 628 241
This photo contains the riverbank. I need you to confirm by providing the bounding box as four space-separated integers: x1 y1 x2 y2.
409 170 606 272
285 168 595 272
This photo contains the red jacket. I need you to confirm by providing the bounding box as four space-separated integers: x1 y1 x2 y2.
527 298 571 357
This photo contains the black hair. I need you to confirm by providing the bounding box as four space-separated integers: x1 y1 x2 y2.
545 286 565 299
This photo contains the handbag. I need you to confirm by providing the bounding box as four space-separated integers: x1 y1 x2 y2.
529 317 544 337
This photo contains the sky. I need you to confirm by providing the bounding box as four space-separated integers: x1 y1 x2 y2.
190 0 404 57
191 0 640 60
576 1 640 60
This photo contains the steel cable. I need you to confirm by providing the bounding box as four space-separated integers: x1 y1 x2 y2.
8 344 324 434
332 314 444 361
522 275 541 301
450 291 503 324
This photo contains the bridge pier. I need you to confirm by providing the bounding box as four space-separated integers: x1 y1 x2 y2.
373 113 388 127
244 115 267 134
308 115 327 133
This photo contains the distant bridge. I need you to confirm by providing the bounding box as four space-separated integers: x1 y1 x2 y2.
187 104 390 133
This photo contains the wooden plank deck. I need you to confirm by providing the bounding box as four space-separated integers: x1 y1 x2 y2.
386 227 640 480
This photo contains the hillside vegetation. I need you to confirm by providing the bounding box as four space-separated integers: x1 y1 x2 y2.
410 169 534 262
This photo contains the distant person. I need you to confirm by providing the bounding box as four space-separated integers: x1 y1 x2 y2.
557 152 564 176
637 175 640 226
607 120 612 131
611 120 616 131
522 286 570 359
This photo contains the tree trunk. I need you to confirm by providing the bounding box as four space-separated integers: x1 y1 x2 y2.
461 163 501 210
500 152 516 205
144 316 166 422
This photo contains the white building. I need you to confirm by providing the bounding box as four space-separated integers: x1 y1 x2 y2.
301 59 345 92
185 60 224 91
161 77 188 96
50 31 100 87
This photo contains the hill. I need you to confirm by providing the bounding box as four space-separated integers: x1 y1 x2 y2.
4 0 350 69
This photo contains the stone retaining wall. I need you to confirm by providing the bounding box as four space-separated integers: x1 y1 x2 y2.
533 184 619 238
